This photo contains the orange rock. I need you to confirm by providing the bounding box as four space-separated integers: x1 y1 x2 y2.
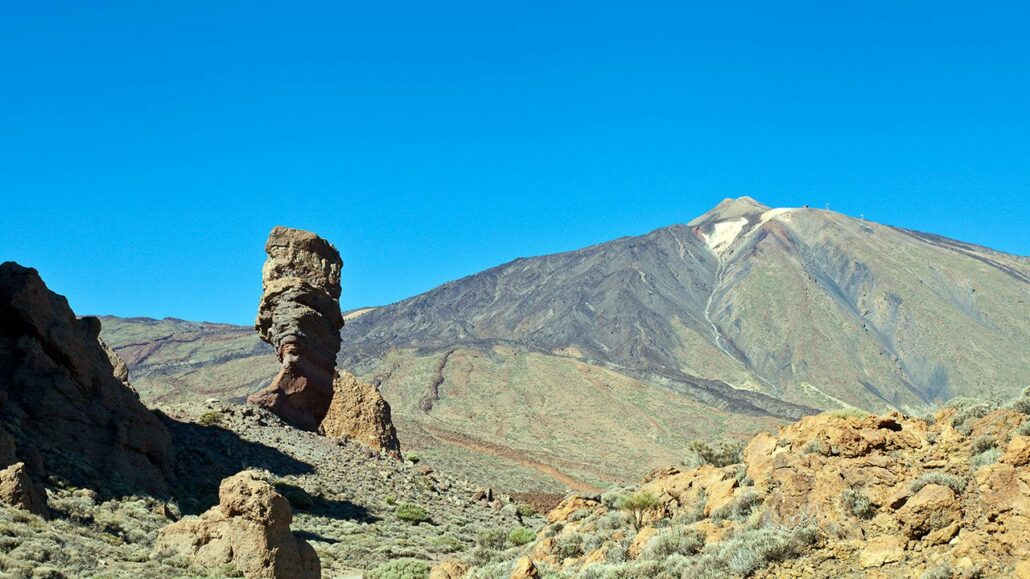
430 559 468 579
628 526 658 559
510 556 539 579
898 484 961 539
1002 435 1030 467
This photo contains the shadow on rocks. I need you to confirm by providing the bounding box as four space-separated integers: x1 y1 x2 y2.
161 414 315 515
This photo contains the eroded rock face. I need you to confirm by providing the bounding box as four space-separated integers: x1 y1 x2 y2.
0 262 173 495
517 407 1030 577
320 371 400 456
249 226 344 430
156 470 320 579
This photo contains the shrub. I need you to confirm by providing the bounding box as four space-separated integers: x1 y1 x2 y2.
683 439 745 468
1015 420 1030 437
196 411 223 427
476 527 507 550
640 527 704 560
970 435 997 455
712 489 762 521
515 503 537 518
367 559 431 579
384 495 397 506
596 510 629 530
406 453 420 464
910 472 966 494
568 508 592 522
1006 387 1030 415
951 402 995 436
840 488 876 519
554 532 584 560
394 503 430 524
615 492 661 530
970 448 1001 470
507 527 535 546
683 524 820 577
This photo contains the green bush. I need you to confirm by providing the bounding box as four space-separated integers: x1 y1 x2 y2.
394 503 430 524
515 503 537 518
367 559 431 579
910 472 966 494
508 527 536 546
196 411 223 427
840 488 876 519
615 492 661 530
683 439 745 468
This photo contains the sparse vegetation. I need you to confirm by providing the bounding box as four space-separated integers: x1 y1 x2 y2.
712 489 761 522
196 410 224 426
971 448 1001 470
366 558 431 579
683 439 745 468
920 564 953 579
615 491 661 530
827 408 869 419
640 527 704 560
910 472 966 494
948 399 996 436
840 487 876 519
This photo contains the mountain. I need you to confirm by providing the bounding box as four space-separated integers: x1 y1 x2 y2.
100 198 1030 492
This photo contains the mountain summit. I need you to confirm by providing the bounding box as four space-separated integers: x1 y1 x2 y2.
101 198 1030 490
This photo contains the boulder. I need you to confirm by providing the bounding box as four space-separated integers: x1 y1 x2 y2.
320 371 401 456
0 462 48 517
249 226 344 430
156 470 320 579
0 262 173 495
898 484 961 538
510 556 539 579
430 559 468 579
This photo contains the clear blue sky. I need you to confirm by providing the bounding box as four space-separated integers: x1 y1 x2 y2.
2 1 1027 325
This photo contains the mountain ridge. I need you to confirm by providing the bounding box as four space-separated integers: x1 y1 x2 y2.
99 198 1030 491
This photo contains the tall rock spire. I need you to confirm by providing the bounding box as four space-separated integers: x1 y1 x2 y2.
248 226 344 430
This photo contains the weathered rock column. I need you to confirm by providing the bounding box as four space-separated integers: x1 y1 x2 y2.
248 226 344 430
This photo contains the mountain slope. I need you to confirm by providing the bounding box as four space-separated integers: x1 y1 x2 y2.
100 198 1030 491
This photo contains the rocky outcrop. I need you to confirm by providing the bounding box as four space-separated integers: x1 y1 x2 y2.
0 262 173 495
321 371 400 456
492 404 1030 578
249 226 344 430
0 462 48 517
156 470 320 579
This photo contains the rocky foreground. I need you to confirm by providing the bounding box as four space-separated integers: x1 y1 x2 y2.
444 399 1030 578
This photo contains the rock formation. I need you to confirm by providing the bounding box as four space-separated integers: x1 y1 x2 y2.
0 262 173 495
492 403 1030 578
0 462 48 517
249 226 344 430
156 470 320 579
320 370 401 456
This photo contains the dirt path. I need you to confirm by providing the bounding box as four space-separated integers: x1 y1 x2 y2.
422 424 602 493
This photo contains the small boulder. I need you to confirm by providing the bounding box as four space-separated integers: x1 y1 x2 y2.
156 470 319 578
511 556 539 579
898 484 961 538
0 462 47 518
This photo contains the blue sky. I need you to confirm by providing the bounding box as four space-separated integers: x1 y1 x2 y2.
1 1 1027 325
